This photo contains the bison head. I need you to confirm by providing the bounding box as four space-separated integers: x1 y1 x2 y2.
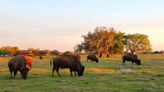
136 59 141 65
20 67 29 79
77 65 85 76
95 58 99 63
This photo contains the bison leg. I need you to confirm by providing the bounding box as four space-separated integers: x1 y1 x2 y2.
13 70 17 78
56 67 61 77
70 70 73 77
132 61 134 65
70 68 74 77
52 67 56 77
70 70 77 77
74 71 77 76
122 59 125 65
132 61 137 65
9 69 13 79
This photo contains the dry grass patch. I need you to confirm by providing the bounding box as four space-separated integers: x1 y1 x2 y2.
138 54 164 60
87 67 117 74
31 68 71 74
0 68 8 72
31 68 49 73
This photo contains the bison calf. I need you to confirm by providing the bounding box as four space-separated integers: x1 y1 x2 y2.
51 55 85 77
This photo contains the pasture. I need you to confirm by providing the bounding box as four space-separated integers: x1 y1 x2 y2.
0 54 164 92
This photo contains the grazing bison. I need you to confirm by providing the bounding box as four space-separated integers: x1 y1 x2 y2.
8 55 32 79
39 56 43 60
87 54 98 63
50 55 85 77
122 53 141 65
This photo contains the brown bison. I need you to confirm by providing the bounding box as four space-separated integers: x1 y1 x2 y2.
122 53 141 65
39 56 43 60
87 54 99 63
8 55 32 79
50 55 85 77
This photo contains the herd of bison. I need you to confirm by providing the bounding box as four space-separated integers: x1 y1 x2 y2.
8 53 141 79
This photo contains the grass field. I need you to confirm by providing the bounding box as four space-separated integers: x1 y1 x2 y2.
0 54 164 92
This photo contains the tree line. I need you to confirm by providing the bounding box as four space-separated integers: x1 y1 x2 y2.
0 46 61 56
74 27 152 57
0 46 19 56
0 46 75 57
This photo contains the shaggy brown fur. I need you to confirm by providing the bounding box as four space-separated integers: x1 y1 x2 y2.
50 55 85 77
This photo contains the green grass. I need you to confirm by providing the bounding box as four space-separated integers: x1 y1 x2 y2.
0 54 164 92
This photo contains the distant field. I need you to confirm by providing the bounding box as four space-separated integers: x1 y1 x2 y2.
0 54 164 92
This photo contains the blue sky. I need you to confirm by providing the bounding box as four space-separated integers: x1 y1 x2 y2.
0 0 164 51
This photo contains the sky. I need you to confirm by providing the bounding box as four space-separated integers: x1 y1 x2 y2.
0 0 164 51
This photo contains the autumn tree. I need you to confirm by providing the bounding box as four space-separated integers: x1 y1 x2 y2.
95 27 116 57
81 27 118 57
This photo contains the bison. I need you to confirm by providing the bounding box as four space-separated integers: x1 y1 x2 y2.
87 54 99 63
8 55 32 79
122 53 141 65
39 56 43 60
50 55 85 77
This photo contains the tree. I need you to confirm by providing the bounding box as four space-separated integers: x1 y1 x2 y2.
0 46 19 56
80 27 117 57
112 32 124 54
28 48 40 56
82 31 98 54
95 27 116 57
123 34 152 54
75 27 152 57
74 44 84 54
63 51 73 55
